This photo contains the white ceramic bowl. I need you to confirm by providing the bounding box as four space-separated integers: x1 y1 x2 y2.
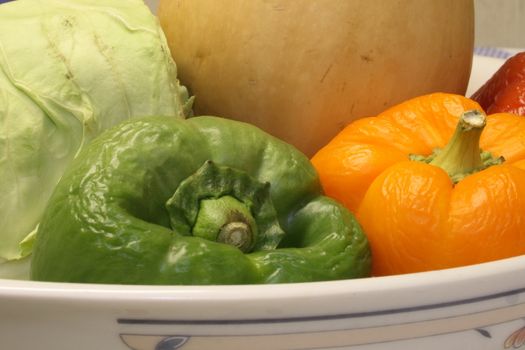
1 255 525 350
1 53 523 350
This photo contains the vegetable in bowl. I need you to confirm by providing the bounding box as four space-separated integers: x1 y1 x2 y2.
312 93 525 276
30 116 371 285
0 0 192 278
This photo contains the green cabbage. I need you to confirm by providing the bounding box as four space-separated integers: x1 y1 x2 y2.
0 0 192 278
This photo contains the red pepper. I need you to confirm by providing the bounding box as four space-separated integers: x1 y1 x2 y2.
471 52 525 116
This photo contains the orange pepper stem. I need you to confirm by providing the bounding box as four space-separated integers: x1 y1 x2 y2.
429 110 486 181
407 110 505 183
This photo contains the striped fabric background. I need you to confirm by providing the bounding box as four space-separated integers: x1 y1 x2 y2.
474 47 522 59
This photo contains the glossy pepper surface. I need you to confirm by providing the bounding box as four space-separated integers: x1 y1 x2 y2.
30 116 371 284
471 52 525 116
312 93 525 276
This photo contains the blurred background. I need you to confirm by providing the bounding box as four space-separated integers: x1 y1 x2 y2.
474 0 525 48
144 0 525 49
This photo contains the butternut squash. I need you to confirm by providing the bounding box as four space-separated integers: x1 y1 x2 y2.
158 0 474 156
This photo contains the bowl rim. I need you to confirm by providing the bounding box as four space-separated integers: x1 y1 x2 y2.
1 254 524 303
1 255 524 324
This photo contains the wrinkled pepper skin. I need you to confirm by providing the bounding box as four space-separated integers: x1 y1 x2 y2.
30 116 371 284
471 52 525 116
312 93 525 276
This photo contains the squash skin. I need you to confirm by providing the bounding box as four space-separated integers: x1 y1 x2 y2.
158 0 474 156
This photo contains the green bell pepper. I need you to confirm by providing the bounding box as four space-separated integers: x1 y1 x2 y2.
30 116 371 284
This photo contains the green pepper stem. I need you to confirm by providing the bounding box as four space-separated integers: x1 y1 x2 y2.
429 110 487 182
191 195 257 253
217 222 253 252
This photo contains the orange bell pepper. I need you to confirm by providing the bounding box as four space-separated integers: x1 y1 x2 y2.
311 93 525 276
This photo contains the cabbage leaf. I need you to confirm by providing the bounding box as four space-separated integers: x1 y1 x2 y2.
0 0 192 277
